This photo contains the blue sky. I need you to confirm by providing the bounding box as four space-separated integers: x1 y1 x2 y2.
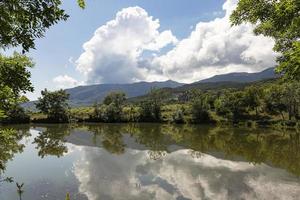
23 0 276 100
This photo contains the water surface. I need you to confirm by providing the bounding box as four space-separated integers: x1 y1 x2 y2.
0 123 300 200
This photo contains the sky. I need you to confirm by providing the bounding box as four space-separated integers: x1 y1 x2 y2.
20 0 277 100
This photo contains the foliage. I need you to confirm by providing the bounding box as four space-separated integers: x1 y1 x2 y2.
243 86 263 115
77 0 86 9
172 108 185 124
191 94 211 123
91 92 127 122
26 80 300 125
0 53 33 122
121 105 140 122
215 90 248 121
0 53 34 96
0 0 68 52
103 91 126 107
65 192 71 200
277 42 300 80
33 125 70 158
139 100 161 122
0 129 25 172
231 0 300 80
35 89 70 122
264 84 288 119
139 88 165 122
0 109 6 119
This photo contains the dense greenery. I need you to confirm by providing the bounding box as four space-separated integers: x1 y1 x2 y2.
35 89 70 122
19 80 300 127
0 53 33 123
0 0 85 124
46 79 298 127
231 0 300 80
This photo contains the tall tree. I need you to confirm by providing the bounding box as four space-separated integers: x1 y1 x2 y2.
35 89 70 122
0 53 34 97
0 53 33 122
231 0 300 80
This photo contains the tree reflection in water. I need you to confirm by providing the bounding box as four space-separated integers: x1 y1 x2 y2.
32 125 72 158
0 126 30 199
80 123 300 176
2 123 300 179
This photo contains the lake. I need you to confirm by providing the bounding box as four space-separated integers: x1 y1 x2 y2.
0 123 300 200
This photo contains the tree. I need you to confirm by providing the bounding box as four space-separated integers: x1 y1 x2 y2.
0 0 68 52
0 53 33 122
215 90 248 121
0 53 34 96
264 84 287 120
103 91 126 108
100 91 126 122
139 88 166 122
281 81 300 120
244 86 263 116
35 89 70 122
191 93 211 123
231 0 300 80
33 125 70 158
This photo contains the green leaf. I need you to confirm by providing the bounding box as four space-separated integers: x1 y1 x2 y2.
77 0 86 9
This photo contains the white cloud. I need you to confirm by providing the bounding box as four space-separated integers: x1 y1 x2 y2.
76 6 177 84
53 75 81 89
76 0 278 84
73 147 300 200
150 0 278 83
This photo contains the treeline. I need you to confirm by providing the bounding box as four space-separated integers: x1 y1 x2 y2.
28 80 300 126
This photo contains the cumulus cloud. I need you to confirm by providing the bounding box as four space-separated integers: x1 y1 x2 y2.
72 147 300 200
151 0 278 82
76 6 177 84
53 75 81 89
76 0 278 84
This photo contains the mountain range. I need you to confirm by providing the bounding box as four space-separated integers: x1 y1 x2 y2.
24 67 277 109
66 80 183 106
198 67 277 83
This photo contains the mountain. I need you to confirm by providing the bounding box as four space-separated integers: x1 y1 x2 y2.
198 68 277 83
65 80 183 106
128 68 278 102
23 68 278 109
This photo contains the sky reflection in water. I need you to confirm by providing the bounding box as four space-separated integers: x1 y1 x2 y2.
0 124 300 200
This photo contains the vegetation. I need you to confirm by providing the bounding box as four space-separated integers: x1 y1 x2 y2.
231 0 300 80
35 89 70 122
0 53 33 123
0 0 85 52
26 79 299 128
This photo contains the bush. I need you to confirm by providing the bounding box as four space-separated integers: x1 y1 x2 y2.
191 96 211 123
4 105 30 123
139 100 161 122
121 106 140 122
172 108 185 124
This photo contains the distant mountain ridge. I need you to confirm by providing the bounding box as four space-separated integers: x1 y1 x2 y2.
198 68 277 83
23 67 277 109
65 80 183 106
